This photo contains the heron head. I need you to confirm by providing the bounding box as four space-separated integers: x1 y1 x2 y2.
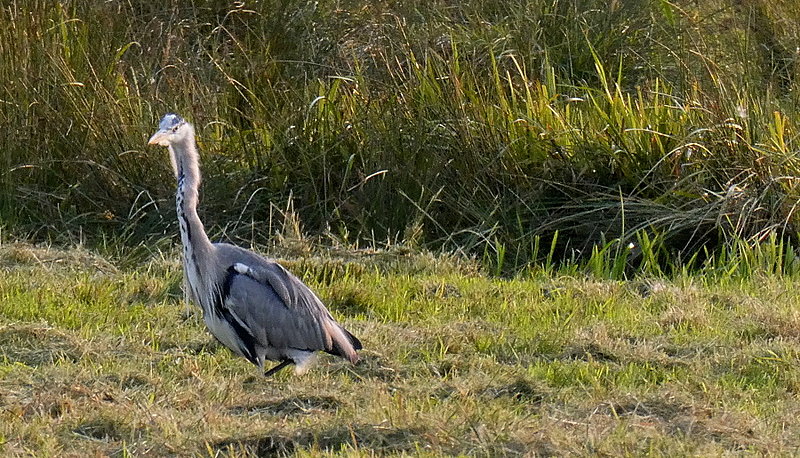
148 113 189 146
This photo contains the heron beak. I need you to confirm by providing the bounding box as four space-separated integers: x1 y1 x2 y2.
148 130 170 146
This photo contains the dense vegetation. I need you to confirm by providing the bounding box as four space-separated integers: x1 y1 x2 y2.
2 0 800 271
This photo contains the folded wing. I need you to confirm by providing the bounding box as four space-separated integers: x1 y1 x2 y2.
223 262 361 363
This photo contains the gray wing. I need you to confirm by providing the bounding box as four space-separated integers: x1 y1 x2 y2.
223 261 361 363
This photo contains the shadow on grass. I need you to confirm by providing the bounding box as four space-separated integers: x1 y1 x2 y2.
483 377 547 404
562 342 618 362
602 396 691 423
229 395 341 417
160 339 220 355
212 423 427 455
325 286 374 318
0 325 83 366
72 417 139 442
346 352 405 382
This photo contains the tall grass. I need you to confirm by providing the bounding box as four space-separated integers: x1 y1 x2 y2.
1 1 799 272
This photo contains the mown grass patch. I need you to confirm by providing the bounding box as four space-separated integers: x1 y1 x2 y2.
1 242 800 455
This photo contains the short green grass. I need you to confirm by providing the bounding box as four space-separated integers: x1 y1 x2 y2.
2 242 800 456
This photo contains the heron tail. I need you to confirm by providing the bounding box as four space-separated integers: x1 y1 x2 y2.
344 328 362 350
324 322 361 364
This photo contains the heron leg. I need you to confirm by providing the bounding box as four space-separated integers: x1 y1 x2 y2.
264 359 292 377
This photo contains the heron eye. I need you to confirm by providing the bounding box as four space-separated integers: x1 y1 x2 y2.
172 126 178 133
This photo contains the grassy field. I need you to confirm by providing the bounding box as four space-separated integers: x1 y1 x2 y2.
4 1 800 455
2 241 800 456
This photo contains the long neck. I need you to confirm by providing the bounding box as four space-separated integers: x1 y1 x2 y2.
170 135 212 256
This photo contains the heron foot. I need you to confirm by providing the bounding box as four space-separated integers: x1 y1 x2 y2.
264 359 292 377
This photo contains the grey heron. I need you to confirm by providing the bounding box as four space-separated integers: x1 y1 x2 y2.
148 113 362 376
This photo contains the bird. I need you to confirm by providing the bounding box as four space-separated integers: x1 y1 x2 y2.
147 113 362 376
